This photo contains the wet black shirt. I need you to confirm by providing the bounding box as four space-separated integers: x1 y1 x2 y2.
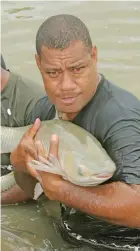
26 75 140 248
30 74 140 184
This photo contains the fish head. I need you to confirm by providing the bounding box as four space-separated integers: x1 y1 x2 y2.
62 151 114 186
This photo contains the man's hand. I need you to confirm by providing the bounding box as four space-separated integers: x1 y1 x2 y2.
10 118 41 180
35 134 63 200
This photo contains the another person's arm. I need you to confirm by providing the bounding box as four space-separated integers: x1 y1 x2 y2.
1 184 31 205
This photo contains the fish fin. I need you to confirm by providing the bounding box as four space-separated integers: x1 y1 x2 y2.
38 154 63 173
28 154 65 176
28 161 62 175
33 182 43 200
49 154 64 172
39 156 58 170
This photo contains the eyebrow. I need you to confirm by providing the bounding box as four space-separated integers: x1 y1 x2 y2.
67 59 88 69
44 67 61 72
68 64 84 70
44 59 88 72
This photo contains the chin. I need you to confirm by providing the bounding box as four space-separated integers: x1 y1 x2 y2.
58 105 82 114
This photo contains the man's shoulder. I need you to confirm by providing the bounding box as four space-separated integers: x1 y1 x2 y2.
97 77 140 123
74 75 140 137
102 77 140 110
95 77 140 140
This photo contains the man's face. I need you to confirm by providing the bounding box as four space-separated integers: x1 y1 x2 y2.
35 41 98 115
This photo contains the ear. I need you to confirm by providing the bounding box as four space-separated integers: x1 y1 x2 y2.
35 54 41 70
91 46 98 62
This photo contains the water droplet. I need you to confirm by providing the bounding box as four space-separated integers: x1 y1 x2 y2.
7 108 11 115
76 234 82 240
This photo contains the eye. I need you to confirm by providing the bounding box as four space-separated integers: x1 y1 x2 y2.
47 71 59 78
72 66 85 74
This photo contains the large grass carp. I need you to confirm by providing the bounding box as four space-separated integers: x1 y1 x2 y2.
1 119 116 192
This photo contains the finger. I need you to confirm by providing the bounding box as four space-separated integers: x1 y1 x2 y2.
27 164 41 180
35 140 47 157
48 134 59 158
25 118 41 139
27 155 42 181
25 144 38 160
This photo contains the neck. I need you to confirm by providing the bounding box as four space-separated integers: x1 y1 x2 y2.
57 73 101 121
61 112 79 121
1 68 10 92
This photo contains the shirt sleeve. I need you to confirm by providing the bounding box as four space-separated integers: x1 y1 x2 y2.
96 98 140 184
25 96 55 125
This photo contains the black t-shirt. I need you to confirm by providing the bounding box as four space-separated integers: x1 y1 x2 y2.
30 74 140 185
22 75 140 248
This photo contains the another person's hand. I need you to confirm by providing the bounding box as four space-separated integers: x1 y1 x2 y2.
10 118 41 180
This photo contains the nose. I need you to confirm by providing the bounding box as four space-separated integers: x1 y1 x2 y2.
59 71 76 91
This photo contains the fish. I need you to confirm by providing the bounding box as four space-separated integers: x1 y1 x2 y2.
1 119 116 193
1 171 17 192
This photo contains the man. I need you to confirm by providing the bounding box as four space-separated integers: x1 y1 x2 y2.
10 15 140 250
1 56 46 204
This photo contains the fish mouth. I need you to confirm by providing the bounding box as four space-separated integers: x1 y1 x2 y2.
95 173 113 179
67 172 113 187
78 164 114 181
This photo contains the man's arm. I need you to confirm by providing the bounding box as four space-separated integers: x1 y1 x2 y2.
1 184 31 205
11 168 140 228
34 115 140 228
41 174 140 228
10 119 140 228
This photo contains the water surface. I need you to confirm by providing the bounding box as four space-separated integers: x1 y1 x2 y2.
1 1 140 250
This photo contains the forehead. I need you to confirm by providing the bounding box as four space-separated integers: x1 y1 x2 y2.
40 41 91 66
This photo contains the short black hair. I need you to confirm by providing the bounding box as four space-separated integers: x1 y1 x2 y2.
36 14 92 55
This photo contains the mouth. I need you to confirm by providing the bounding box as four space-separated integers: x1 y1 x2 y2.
60 96 77 105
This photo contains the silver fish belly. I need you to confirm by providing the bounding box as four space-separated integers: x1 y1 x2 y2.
1 119 116 187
